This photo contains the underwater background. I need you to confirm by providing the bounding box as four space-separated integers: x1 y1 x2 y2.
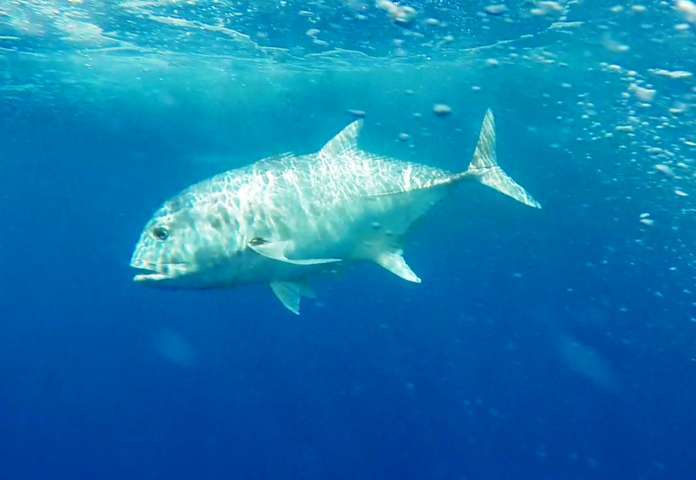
1 1 695 478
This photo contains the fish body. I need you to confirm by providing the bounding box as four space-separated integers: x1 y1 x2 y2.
130 110 540 314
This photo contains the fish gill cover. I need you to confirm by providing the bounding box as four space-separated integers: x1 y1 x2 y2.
1 1 696 479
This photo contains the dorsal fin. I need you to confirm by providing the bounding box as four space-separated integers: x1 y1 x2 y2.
319 120 363 158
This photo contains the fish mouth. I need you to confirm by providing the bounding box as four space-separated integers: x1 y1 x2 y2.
133 270 172 283
130 260 189 283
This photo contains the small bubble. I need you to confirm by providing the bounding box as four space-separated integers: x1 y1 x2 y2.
676 0 696 23
650 68 693 80
629 83 656 102
484 4 508 15
654 164 675 176
432 103 452 117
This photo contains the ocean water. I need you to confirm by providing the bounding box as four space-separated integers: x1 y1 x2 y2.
1 1 695 479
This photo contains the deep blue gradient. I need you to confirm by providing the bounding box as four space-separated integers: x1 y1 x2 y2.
2 2 696 479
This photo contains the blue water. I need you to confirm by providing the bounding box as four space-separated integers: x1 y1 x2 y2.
2 1 695 479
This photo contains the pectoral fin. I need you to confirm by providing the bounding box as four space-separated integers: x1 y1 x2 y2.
375 250 421 283
249 239 342 265
270 281 315 315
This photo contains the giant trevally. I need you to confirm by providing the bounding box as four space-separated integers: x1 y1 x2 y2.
130 110 540 314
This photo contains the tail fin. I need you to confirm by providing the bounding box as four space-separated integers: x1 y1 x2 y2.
466 109 541 209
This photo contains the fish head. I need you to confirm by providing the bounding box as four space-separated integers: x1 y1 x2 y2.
130 192 243 287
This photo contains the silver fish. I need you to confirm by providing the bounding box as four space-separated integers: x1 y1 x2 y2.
130 110 540 314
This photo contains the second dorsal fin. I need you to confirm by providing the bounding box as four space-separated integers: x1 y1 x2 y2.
319 120 363 158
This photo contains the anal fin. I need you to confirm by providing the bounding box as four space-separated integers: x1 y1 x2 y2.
375 250 421 283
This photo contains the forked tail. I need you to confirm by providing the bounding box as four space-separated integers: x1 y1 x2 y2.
466 109 541 208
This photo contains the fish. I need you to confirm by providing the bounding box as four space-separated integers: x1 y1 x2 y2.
130 109 540 314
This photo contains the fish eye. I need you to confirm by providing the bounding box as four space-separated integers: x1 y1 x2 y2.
152 226 170 241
